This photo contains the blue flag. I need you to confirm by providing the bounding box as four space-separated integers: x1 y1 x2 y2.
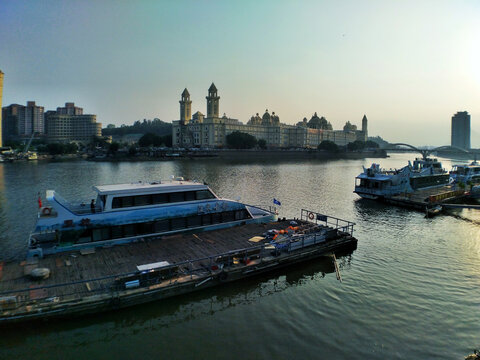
273 198 281 206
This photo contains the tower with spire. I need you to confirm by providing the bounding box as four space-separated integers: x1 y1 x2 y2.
206 83 220 118
362 114 368 138
179 88 192 123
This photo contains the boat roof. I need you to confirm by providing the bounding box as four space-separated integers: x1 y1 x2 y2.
93 181 208 195
356 173 392 181
454 164 480 168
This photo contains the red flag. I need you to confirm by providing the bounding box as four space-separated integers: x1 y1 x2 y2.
38 195 42 209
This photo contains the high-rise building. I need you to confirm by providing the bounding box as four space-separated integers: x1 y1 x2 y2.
2 104 22 140
0 70 3 147
2 101 45 138
451 111 470 150
12 101 45 136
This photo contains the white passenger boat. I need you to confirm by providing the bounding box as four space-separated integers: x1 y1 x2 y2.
28 178 277 258
354 158 449 200
450 161 480 184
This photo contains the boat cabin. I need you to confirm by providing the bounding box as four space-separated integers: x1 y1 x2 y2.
92 181 217 213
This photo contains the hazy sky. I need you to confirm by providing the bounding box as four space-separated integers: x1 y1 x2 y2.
1 0 479 146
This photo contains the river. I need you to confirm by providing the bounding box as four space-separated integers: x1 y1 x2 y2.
0 153 479 359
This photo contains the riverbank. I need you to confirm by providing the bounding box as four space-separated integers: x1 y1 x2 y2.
88 148 387 162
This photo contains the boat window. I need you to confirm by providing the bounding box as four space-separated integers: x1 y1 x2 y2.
154 219 170 232
185 191 196 201
170 192 185 203
222 211 235 222
111 226 123 239
122 196 134 207
152 193 168 204
112 197 122 209
212 213 222 224
135 195 152 206
196 190 215 200
78 229 92 243
202 214 212 225
235 210 247 220
101 228 111 240
123 224 136 237
187 215 202 227
92 229 103 242
171 217 187 230
137 222 153 235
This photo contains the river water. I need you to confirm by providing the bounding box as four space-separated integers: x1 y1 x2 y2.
0 154 479 359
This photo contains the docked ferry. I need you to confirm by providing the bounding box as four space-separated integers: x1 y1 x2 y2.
354 158 449 200
28 178 277 258
450 161 480 184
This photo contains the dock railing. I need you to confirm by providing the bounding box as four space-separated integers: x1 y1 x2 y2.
300 209 355 236
0 217 355 316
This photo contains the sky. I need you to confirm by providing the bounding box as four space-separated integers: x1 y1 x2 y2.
1 0 479 147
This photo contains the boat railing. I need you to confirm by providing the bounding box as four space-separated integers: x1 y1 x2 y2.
300 209 355 236
52 192 99 215
0 222 354 313
246 204 277 215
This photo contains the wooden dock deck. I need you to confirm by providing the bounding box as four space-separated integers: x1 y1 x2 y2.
384 185 466 210
0 215 357 324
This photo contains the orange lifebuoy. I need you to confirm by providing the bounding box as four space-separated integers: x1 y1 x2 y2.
308 212 315 220
42 207 52 216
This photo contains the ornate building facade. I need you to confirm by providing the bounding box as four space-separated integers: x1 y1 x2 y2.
172 84 367 148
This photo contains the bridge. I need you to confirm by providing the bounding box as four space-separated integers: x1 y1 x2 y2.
384 143 472 160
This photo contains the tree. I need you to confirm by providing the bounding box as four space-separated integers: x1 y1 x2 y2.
108 142 120 155
365 140 379 149
226 131 257 149
318 140 339 152
258 139 267 149
347 140 366 151
128 145 137 156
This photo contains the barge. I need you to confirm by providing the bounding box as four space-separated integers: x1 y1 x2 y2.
0 180 357 324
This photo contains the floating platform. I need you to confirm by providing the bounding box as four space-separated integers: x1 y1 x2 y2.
0 210 357 324
383 185 466 211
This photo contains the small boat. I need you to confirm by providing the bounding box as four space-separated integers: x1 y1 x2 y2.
425 204 443 218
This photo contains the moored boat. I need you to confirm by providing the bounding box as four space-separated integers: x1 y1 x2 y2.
29 178 277 258
354 158 449 200
450 161 480 185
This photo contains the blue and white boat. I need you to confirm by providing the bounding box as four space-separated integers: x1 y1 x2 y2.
354 158 449 200
450 161 480 184
28 178 277 258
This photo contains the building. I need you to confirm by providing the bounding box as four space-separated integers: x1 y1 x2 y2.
0 70 3 147
56 102 83 115
172 84 367 149
1 101 45 138
15 101 45 136
45 109 101 143
2 104 23 140
451 111 470 150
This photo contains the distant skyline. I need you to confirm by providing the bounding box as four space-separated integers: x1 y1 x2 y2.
1 0 479 147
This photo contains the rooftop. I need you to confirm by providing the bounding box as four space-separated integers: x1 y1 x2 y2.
93 180 207 195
